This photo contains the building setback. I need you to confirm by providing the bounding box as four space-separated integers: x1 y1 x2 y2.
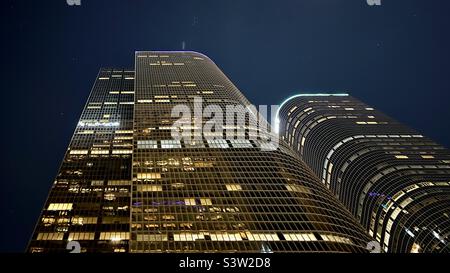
27 52 370 253
277 94 450 253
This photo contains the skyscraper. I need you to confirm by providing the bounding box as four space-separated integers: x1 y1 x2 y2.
28 52 371 253
27 68 135 253
277 94 450 253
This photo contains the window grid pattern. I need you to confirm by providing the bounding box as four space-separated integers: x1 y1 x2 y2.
278 95 450 253
130 51 371 253
28 69 134 253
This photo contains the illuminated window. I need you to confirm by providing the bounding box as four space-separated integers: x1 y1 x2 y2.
285 184 310 194
37 233 64 241
229 140 253 148
421 155 435 159
71 217 97 225
161 140 181 149
112 149 133 154
68 232 95 241
41 217 55 226
395 155 409 159
245 232 279 241
108 180 131 186
200 198 212 206
116 130 133 134
98 77 109 80
184 140 205 148
321 234 353 244
99 232 129 241
174 233 194 241
143 215 157 221
180 223 193 229
91 180 104 186
136 234 167 241
288 106 298 116
184 198 196 206
207 139 229 148
78 130 94 135
225 184 242 191
69 150 88 155
136 173 161 179
283 233 317 241
104 193 116 201
56 218 70 225
114 136 133 140
171 182 185 189
137 140 158 149
162 215 175 220
91 149 109 155
47 203 73 211
159 126 177 130
137 185 163 192
29 248 44 253
210 233 242 241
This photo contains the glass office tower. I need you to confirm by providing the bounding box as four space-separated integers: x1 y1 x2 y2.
28 69 135 253
130 51 370 253
28 52 371 253
277 94 450 253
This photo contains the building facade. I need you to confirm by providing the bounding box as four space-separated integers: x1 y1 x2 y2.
28 52 371 253
277 94 450 253
28 68 135 253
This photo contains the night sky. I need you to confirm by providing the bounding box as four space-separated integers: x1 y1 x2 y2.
1 0 450 252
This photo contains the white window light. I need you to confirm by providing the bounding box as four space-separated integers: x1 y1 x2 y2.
161 140 181 149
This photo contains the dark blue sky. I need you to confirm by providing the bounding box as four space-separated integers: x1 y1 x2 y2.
1 0 449 252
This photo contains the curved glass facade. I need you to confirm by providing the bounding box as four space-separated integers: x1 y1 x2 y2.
129 52 370 252
278 94 450 253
